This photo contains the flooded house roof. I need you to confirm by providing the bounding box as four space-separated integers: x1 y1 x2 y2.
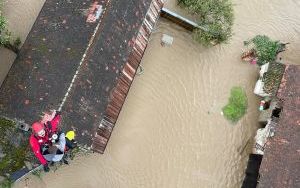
0 0 163 153
258 65 300 188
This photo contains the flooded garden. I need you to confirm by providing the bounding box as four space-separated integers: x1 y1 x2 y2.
0 0 299 187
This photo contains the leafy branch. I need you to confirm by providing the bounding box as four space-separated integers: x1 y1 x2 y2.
178 0 234 46
244 35 285 66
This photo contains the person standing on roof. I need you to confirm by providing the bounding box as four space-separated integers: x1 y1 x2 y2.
29 111 67 172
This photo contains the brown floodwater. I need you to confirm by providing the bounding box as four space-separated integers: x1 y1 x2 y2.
11 0 300 187
2 0 45 46
0 0 45 84
0 47 15 86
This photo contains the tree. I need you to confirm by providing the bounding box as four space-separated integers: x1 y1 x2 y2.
244 35 284 66
178 0 234 46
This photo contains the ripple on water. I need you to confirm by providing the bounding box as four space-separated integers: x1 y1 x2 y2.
13 0 300 188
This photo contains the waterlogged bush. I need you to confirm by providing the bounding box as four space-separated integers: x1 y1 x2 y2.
244 35 283 66
0 15 5 31
178 0 234 45
0 8 21 52
0 8 9 45
0 178 13 188
222 87 247 122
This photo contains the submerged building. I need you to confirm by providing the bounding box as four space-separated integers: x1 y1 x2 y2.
258 64 300 188
242 64 300 188
0 0 163 155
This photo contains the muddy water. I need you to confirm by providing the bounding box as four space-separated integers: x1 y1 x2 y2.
2 0 45 46
0 47 15 85
13 0 300 188
0 1 45 85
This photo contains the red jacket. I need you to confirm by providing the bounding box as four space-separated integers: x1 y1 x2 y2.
29 114 61 165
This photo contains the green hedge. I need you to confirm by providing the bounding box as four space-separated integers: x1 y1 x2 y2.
222 87 248 122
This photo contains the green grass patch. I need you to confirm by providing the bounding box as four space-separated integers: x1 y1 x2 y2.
222 87 248 122
0 178 13 188
0 117 30 177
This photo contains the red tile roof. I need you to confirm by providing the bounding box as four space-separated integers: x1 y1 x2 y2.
258 65 300 188
92 0 164 153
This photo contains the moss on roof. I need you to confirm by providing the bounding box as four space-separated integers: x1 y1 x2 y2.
0 117 30 177
263 62 285 95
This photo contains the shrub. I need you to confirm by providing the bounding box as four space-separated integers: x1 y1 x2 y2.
244 35 282 66
0 15 6 31
0 14 8 44
13 37 21 47
0 178 13 188
178 0 234 45
222 87 247 122
0 12 21 52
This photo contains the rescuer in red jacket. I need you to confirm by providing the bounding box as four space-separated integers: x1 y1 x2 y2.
29 111 66 172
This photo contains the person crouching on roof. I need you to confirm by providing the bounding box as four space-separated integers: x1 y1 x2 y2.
29 111 67 172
